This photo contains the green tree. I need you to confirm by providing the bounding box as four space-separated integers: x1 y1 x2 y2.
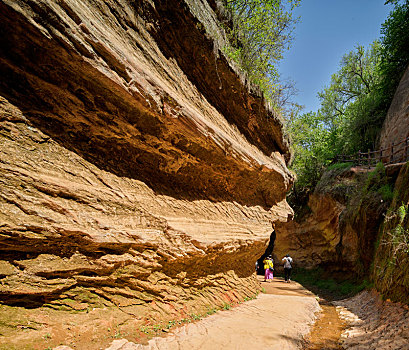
222 0 301 104
287 0 409 209
287 42 383 198
379 0 409 103
317 41 383 154
287 110 330 188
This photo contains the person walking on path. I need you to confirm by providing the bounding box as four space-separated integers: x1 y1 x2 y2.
282 254 293 283
263 255 274 282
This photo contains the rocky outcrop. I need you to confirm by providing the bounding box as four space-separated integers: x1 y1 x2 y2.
275 193 350 270
275 160 409 307
380 64 409 158
0 0 292 207
0 0 293 348
372 163 409 304
275 165 392 277
275 167 361 272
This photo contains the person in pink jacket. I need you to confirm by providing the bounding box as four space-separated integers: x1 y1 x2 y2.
263 255 274 282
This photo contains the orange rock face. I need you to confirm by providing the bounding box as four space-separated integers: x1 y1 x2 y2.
274 165 392 279
275 193 356 271
274 167 366 274
0 0 293 347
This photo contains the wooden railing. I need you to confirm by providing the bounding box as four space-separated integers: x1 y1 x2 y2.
335 136 409 167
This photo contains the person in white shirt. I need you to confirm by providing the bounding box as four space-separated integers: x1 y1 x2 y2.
282 254 293 283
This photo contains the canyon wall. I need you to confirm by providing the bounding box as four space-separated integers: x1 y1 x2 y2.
380 64 409 154
275 167 362 274
276 162 408 303
276 163 402 278
372 163 409 304
0 0 294 348
276 64 409 291
374 64 409 302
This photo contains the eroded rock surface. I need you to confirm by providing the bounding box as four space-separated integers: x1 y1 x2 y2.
274 168 363 272
0 0 293 348
275 193 349 270
380 64 409 159
275 164 399 278
0 0 292 206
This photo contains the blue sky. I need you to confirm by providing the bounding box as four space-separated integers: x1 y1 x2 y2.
279 0 394 113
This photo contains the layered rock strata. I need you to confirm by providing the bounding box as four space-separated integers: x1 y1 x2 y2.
275 166 392 276
275 168 360 272
380 65 409 160
275 193 350 270
276 162 409 306
0 0 293 348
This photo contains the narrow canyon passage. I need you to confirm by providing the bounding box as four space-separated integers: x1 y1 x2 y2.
1 2 409 350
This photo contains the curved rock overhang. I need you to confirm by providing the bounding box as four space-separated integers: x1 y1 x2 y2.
0 0 293 208
0 0 293 346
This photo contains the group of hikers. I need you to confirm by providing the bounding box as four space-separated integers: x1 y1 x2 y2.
255 222 293 283
259 254 293 283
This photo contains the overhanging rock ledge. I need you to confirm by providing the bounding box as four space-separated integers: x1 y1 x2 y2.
0 0 293 339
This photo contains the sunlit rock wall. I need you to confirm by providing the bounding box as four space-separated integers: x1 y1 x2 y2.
380 65 409 156
275 167 385 276
275 193 352 271
0 0 293 346
275 164 402 293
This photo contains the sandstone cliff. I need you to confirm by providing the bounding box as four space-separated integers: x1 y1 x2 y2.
372 163 409 304
275 163 396 274
276 161 409 305
380 64 409 153
275 166 362 274
274 64 409 302
375 64 409 303
0 0 293 348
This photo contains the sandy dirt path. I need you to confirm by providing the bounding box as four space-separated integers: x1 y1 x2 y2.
104 277 320 350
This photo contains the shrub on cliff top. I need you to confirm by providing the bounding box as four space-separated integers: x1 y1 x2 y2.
361 162 394 202
221 0 301 106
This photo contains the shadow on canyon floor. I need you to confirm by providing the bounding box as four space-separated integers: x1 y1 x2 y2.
291 268 370 301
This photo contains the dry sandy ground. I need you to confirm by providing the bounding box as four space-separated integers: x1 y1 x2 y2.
100 277 320 350
335 290 409 349
53 279 409 350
